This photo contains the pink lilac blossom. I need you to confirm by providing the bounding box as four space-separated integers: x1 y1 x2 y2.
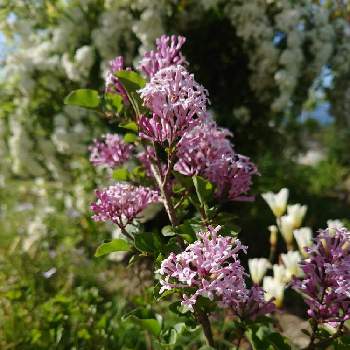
206 154 258 201
139 35 187 78
158 226 248 312
105 56 129 103
91 183 160 229
233 285 275 320
138 65 208 145
292 227 350 326
174 121 233 176
174 121 258 201
89 133 133 168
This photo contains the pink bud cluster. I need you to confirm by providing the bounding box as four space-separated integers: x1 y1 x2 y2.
91 183 160 228
139 35 187 78
234 285 276 320
293 227 350 326
89 133 133 168
174 121 233 176
175 121 258 201
105 56 129 103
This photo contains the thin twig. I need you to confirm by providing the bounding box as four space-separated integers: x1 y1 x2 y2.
194 307 215 348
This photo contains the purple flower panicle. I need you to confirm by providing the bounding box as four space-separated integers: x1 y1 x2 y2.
175 121 258 201
91 183 160 228
158 226 248 311
139 35 187 78
158 226 274 318
234 285 276 320
138 65 208 145
174 121 233 176
293 227 350 326
206 154 258 201
89 133 133 169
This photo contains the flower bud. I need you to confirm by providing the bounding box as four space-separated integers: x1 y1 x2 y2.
287 204 307 229
269 225 278 246
263 276 285 308
281 251 303 281
294 227 312 257
262 188 289 217
248 258 271 285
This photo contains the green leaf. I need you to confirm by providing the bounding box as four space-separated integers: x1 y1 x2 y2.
119 121 138 132
176 221 197 243
122 308 162 337
169 301 191 316
156 287 178 301
95 239 130 257
245 325 292 350
192 176 214 207
105 93 123 113
116 70 146 91
160 323 194 346
138 318 161 337
112 167 128 181
134 232 162 254
64 89 100 108
161 225 176 237
334 335 350 350
115 71 146 115
123 132 137 143
161 328 178 345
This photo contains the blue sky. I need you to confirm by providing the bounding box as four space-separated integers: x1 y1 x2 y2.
0 32 6 60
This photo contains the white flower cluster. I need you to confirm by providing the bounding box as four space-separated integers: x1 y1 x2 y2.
206 0 350 112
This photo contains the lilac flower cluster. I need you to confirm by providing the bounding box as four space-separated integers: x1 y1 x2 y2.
158 226 274 317
158 226 247 311
89 133 133 168
174 121 233 176
293 227 350 326
139 35 187 78
234 285 275 320
138 65 208 145
175 121 258 201
91 183 160 229
105 56 129 103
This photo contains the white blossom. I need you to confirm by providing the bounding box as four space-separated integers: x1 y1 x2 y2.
263 276 285 308
287 204 307 229
248 258 271 285
294 227 313 256
281 251 303 281
262 188 289 217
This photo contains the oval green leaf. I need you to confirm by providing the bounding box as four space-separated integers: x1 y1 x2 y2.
64 89 100 108
95 239 130 257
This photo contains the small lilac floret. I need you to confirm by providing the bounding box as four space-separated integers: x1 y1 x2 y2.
105 56 129 103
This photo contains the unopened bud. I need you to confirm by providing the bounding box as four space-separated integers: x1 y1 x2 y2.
269 225 278 246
